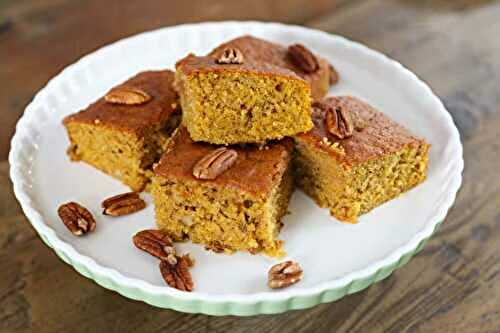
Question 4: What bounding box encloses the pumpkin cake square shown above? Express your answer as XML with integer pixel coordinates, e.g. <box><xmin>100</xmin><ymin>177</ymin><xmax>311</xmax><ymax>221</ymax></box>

<box><xmin>208</xmin><ymin>35</ymin><xmax>338</xmax><ymax>99</ymax></box>
<box><xmin>294</xmin><ymin>96</ymin><xmax>430</xmax><ymax>223</ymax></box>
<box><xmin>151</xmin><ymin>127</ymin><xmax>294</xmax><ymax>257</ymax></box>
<box><xmin>175</xmin><ymin>54</ymin><xmax>313</xmax><ymax>145</ymax></box>
<box><xmin>63</xmin><ymin>70</ymin><xmax>180</xmax><ymax>191</ymax></box>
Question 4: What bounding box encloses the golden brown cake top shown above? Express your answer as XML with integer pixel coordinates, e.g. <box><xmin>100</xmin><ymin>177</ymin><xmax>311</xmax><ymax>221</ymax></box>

<box><xmin>208</xmin><ymin>35</ymin><xmax>336</xmax><ymax>99</ymax></box>
<box><xmin>154</xmin><ymin>127</ymin><xmax>293</xmax><ymax>196</ymax></box>
<box><xmin>296</xmin><ymin>96</ymin><xmax>428</xmax><ymax>166</ymax></box>
<box><xmin>175</xmin><ymin>53</ymin><xmax>305</xmax><ymax>82</ymax></box>
<box><xmin>63</xmin><ymin>70</ymin><xmax>178</xmax><ymax>136</ymax></box>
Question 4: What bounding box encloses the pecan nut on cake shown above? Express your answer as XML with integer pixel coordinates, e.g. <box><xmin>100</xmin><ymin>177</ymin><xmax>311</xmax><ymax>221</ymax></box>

<box><xmin>294</xmin><ymin>96</ymin><xmax>430</xmax><ymax>223</ymax></box>
<box><xmin>151</xmin><ymin>127</ymin><xmax>294</xmax><ymax>257</ymax></box>
<box><xmin>63</xmin><ymin>70</ymin><xmax>180</xmax><ymax>191</ymax></box>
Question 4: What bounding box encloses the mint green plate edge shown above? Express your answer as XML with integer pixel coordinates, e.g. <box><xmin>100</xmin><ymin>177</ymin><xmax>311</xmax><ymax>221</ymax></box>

<box><xmin>36</xmin><ymin>220</ymin><xmax>441</xmax><ymax>316</ymax></box>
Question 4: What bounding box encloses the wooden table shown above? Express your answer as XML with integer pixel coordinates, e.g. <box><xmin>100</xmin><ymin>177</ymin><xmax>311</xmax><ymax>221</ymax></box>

<box><xmin>1</xmin><ymin>1</ymin><xmax>500</xmax><ymax>332</ymax></box>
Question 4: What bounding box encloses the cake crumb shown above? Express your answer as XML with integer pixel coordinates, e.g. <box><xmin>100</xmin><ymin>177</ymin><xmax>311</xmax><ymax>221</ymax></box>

<box><xmin>320</xmin><ymin>137</ymin><xmax>345</xmax><ymax>155</ymax></box>
<box><xmin>175</xmin><ymin>53</ymin><xmax>313</xmax><ymax>144</ymax></box>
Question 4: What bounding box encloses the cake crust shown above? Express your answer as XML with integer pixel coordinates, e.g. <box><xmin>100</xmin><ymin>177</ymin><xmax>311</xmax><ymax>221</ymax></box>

<box><xmin>296</xmin><ymin>96</ymin><xmax>428</xmax><ymax>166</ymax></box>
<box><xmin>209</xmin><ymin>35</ymin><xmax>336</xmax><ymax>99</ymax></box>
<box><xmin>154</xmin><ymin>127</ymin><xmax>294</xmax><ymax>196</ymax></box>
<box><xmin>63</xmin><ymin>70</ymin><xmax>179</xmax><ymax>136</ymax></box>
<box><xmin>175</xmin><ymin>54</ymin><xmax>305</xmax><ymax>82</ymax></box>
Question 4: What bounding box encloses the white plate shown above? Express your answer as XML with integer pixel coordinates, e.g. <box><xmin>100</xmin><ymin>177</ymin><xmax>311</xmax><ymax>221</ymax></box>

<box><xmin>9</xmin><ymin>21</ymin><xmax>463</xmax><ymax>315</ymax></box>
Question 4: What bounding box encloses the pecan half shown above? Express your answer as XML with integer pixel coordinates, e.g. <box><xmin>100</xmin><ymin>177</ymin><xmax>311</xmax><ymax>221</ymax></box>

<box><xmin>313</xmin><ymin>101</ymin><xmax>354</xmax><ymax>139</ymax></box>
<box><xmin>160</xmin><ymin>254</ymin><xmax>194</xmax><ymax>292</ymax></box>
<box><xmin>102</xmin><ymin>192</ymin><xmax>146</xmax><ymax>216</ymax></box>
<box><xmin>104</xmin><ymin>87</ymin><xmax>151</xmax><ymax>105</ymax></box>
<box><xmin>193</xmin><ymin>147</ymin><xmax>238</xmax><ymax>180</ymax></box>
<box><xmin>216</xmin><ymin>47</ymin><xmax>244</xmax><ymax>64</ymax></box>
<box><xmin>57</xmin><ymin>202</ymin><xmax>96</xmax><ymax>236</ymax></box>
<box><xmin>326</xmin><ymin>105</ymin><xmax>354</xmax><ymax>139</ymax></box>
<box><xmin>133</xmin><ymin>229</ymin><xmax>175</xmax><ymax>260</ymax></box>
<box><xmin>288</xmin><ymin>44</ymin><xmax>319</xmax><ymax>73</ymax></box>
<box><xmin>328</xmin><ymin>63</ymin><xmax>339</xmax><ymax>85</ymax></box>
<box><xmin>268</xmin><ymin>260</ymin><xmax>303</xmax><ymax>289</ymax></box>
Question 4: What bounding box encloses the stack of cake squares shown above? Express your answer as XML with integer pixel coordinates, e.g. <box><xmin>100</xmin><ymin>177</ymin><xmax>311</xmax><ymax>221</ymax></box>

<box><xmin>64</xmin><ymin>35</ymin><xmax>429</xmax><ymax>257</ymax></box>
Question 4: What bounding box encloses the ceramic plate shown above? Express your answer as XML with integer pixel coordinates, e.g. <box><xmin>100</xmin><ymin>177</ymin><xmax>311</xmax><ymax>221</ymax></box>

<box><xmin>9</xmin><ymin>21</ymin><xmax>463</xmax><ymax>315</ymax></box>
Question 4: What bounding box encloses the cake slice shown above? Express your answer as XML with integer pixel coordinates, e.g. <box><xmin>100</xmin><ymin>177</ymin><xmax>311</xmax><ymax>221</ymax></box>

<box><xmin>294</xmin><ymin>96</ymin><xmax>430</xmax><ymax>223</ymax></box>
<box><xmin>151</xmin><ymin>127</ymin><xmax>294</xmax><ymax>257</ymax></box>
<box><xmin>63</xmin><ymin>70</ymin><xmax>180</xmax><ymax>191</ymax></box>
<box><xmin>175</xmin><ymin>53</ymin><xmax>313</xmax><ymax>145</ymax></box>
<box><xmin>209</xmin><ymin>35</ymin><xmax>338</xmax><ymax>99</ymax></box>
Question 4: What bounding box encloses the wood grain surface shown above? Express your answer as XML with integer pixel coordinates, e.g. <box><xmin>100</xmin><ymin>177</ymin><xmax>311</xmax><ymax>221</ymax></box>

<box><xmin>1</xmin><ymin>0</ymin><xmax>500</xmax><ymax>332</ymax></box>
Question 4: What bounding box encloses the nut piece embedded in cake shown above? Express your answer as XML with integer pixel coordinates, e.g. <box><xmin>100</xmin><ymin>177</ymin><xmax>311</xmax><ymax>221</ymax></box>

<box><xmin>175</xmin><ymin>54</ymin><xmax>313</xmax><ymax>145</ymax></box>
<box><xmin>192</xmin><ymin>147</ymin><xmax>238</xmax><ymax>180</ymax></box>
<box><xmin>151</xmin><ymin>127</ymin><xmax>294</xmax><ymax>257</ymax></box>
<box><xmin>209</xmin><ymin>35</ymin><xmax>337</xmax><ymax>99</ymax></box>
<box><xmin>104</xmin><ymin>87</ymin><xmax>151</xmax><ymax>105</ymax></box>
<box><xmin>287</xmin><ymin>44</ymin><xmax>320</xmax><ymax>73</ymax></box>
<box><xmin>294</xmin><ymin>96</ymin><xmax>430</xmax><ymax>223</ymax></box>
<box><xmin>63</xmin><ymin>70</ymin><xmax>180</xmax><ymax>192</ymax></box>
<box><xmin>216</xmin><ymin>47</ymin><xmax>244</xmax><ymax>64</ymax></box>
<box><xmin>314</xmin><ymin>100</ymin><xmax>354</xmax><ymax>139</ymax></box>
